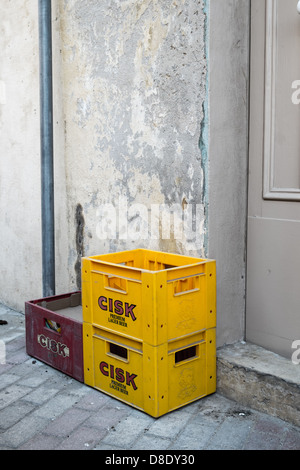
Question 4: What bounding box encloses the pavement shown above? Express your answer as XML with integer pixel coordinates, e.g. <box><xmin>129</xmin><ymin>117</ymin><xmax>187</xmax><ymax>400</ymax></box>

<box><xmin>0</xmin><ymin>303</ymin><xmax>299</xmax><ymax>452</ymax></box>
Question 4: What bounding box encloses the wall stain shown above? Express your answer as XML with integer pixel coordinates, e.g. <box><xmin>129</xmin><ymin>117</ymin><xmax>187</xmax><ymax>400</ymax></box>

<box><xmin>199</xmin><ymin>0</ymin><xmax>209</xmax><ymax>257</ymax></box>
<box><xmin>75</xmin><ymin>203</ymin><xmax>85</xmax><ymax>290</ymax></box>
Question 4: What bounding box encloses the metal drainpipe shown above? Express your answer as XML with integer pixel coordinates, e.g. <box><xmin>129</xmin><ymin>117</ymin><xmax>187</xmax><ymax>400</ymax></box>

<box><xmin>39</xmin><ymin>0</ymin><xmax>55</xmax><ymax>297</ymax></box>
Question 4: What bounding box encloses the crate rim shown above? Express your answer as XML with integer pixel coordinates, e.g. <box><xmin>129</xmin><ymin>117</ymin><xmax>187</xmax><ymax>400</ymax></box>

<box><xmin>25</xmin><ymin>291</ymin><xmax>82</xmax><ymax>324</ymax></box>
<box><xmin>82</xmin><ymin>248</ymin><xmax>215</xmax><ymax>274</ymax></box>
<box><xmin>26</xmin><ymin>291</ymin><xmax>81</xmax><ymax>305</ymax></box>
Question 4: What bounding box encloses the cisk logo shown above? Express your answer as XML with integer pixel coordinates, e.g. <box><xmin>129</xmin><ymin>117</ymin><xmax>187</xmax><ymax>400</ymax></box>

<box><xmin>37</xmin><ymin>334</ymin><xmax>70</xmax><ymax>358</ymax></box>
<box><xmin>99</xmin><ymin>361</ymin><xmax>138</xmax><ymax>390</ymax></box>
<box><xmin>98</xmin><ymin>296</ymin><xmax>137</xmax><ymax>321</ymax></box>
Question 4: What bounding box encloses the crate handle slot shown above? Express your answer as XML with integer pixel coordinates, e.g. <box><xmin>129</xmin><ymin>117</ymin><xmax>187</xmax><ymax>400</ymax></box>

<box><xmin>108</xmin><ymin>342</ymin><xmax>128</xmax><ymax>361</ymax></box>
<box><xmin>175</xmin><ymin>345</ymin><xmax>197</xmax><ymax>364</ymax></box>
<box><xmin>44</xmin><ymin>318</ymin><xmax>61</xmax><ymax>334</ymax></box>
<box><xmin>173</xmin><ymin>275</ymin><xmax>201</xmax><ymax>296</ymax></box>
<box><xmin>104</xmin><ymin>275</ymin><xmax>128</xmax><ymax>294</ymax></box>
<box><xmin>164</xmin><ymin>264</ymin><xmax>177</xmax><ymax>270</ymax></box>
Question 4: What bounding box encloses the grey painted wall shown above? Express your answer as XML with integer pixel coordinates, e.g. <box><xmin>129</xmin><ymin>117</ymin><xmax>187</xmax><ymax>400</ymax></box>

<box><xmin>208</xmin><ymin>0</ymin><xmax>250</xmax><ymax>346</ymax></box>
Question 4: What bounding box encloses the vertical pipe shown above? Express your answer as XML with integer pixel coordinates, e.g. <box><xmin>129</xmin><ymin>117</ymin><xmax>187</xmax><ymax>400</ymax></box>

<box><xmin>39</xmin><ymin>0</ymin><xmax>55</xmax><ymax>297</ymax></box>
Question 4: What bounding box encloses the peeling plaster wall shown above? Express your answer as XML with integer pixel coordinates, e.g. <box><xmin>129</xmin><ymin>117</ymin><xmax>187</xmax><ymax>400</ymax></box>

<box><xmin>58</xmin><ymin>0</ymin><xmax>208</xmax><ymax>290</ymax></box>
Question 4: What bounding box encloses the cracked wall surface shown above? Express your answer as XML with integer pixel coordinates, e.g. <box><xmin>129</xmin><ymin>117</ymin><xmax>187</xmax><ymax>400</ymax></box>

<box><xmin>58</xmin><ymin>0</ymin><xmax>208</xmax><ymax>289</ymax></box>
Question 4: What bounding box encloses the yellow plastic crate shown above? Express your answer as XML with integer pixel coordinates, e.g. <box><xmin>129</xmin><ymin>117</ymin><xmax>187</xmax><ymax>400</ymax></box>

<box><xmin>82</xmin><ymin>249</ymin><xmax>216</xmax><ymax>345</ymax></box>
<box><xmin>83</xmin><ymin>324</ymin><xmax>216</xmax><ymax>418</ymax></box>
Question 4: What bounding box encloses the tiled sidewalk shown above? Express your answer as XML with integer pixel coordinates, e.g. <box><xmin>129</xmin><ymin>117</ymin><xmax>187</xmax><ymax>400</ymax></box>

<box><xmin>0</xmin><ymin>304</ymin><xmax>299</xmax><ymax>451</ymax></box>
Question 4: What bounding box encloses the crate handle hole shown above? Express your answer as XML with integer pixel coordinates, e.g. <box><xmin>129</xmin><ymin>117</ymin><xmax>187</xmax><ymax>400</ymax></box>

<box><xmin>164</xmin><ymin>264</ymin><xmax>177</xmax><ymax>270</ymax></box>
<box><xmin>175</xmin><ymin>345</ymin><xmax>197</xmax><ymax>364</ymax></box>
<box><xmin>105</xmin><ymin>276</ymin><xmax>127</xmax><ymax>294</ymax></box>
<box><xmin>44</xmin><ymin>319</ymin><xmax>61</xmax><ymax>333</ymax></box>
<box><xmin>109</xmin><ymin>342</ymin><xmax>128</xmax><ymax>361</ymax></box>
<box><xmin>173</xmin><ymin>276</ymin><xmax>200</xmax><ymax>296</ymax></box>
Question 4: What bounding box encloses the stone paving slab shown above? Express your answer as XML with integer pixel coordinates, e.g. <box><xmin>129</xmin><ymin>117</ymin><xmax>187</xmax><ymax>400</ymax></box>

<box><xmin>0</xmin><ymin>305</ymin><xmax>299</xmax><ymax>451</ymax></box>
<box><xmin>217</xmin><ymin>342</ymin><xmax>300</xmax><ymax>426</ymax></box>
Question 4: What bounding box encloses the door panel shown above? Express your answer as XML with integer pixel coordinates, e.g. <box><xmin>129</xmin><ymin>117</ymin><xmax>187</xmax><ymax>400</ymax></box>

<box><xmin>246</xmin><ymin>0</ymin><xmax>300</xmax><ymax>358</ymax></box>
<box><xmin>263</xmin><ymin>0</ymin><xmax>300</xmax><ymax>200</ymax></box>
<box><xmin>247</xmin><ymin>217</ymin><xmax>300</xmax><ymax>356</ymax></box>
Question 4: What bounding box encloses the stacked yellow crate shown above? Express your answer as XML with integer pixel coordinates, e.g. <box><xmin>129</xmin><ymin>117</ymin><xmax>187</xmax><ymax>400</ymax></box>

<box><xmin>81</xmin><ymin>249</ymin><xmax>216</xmax><ymax>418</ymax></box>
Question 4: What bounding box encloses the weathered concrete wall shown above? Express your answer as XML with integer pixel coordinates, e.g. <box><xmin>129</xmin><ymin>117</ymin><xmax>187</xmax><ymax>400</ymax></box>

<box><xmin>58</xmin><ymin>0</ymin><xmax>209</xmax><ymax>291</ymax></box>
<box><xmin>0</xmin><ymin>1</ymin><xmax>42</xmax><ymax>310</ymax></box>
<box><xmin>0</xmin><ymin>1</ymin><xmax>70</xmax><ymax>311</ymax></box>
<box><xmin>0</xmin><ymin>0</ymin><xmax>250</xmax><ymax>351</ymax></box>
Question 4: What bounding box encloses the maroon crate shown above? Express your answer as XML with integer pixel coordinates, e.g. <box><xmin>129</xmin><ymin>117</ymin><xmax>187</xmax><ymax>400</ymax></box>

<box><xmin>25</xmin><ymin>291</ymin><xmax>84</xmax><ymax>382</ymax></box>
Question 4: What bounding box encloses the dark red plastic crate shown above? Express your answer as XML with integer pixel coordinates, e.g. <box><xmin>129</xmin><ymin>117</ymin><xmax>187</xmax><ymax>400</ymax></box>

<box><xmin>25</xmin><ymin>292</ymin><xmax>84</xmax><ymax>382</ymax></box>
